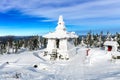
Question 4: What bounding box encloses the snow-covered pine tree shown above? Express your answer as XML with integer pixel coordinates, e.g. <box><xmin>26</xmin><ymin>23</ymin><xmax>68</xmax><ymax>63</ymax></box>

<box><xmin>14</xmin><ymin>41</ymin><xmax>19</xmax><ymax>53</ymax></box>
<box><xmin>106</xmin><ymin>32</ymin><xmax>113</xmax><ymax>41</ymax></box>
<box><xmin>116</xmin><ymin>33</ymin><xmax>120</xmax><ymax>49</ymax></box>
<box><xmin>81</xmin><ymin>37</ymin><xmax>85</xmax><ymax>46</ymax></box>
<box><xmin>86</xmin><ymin>31</ymin><xmax>92</xmax><ymax>48</ymax></box>
<box><xmin>97</xmin><ymin>31</ymin><xmax>104</xmax><ymax>47</ymax></box>
<box><xmin>6</xmin><ymin>41</ymin><xmax>10</xmax><ymax>54</ymax></box>
<box><xmin>0</xmin><ymin>43</ymin><xmax>3</xmax><ymax>54</ymax></box>
<box><xmin>32</xmin><ymin>36</ymin><xmax>39</xmax><ymax>50</ymax></box>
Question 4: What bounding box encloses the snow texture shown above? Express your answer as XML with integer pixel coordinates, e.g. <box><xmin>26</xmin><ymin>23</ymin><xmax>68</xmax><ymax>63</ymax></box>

<box><xmin>0</xmin><ymin>46</ymin><xmax>120</xmax><ymax>80</ymax></box>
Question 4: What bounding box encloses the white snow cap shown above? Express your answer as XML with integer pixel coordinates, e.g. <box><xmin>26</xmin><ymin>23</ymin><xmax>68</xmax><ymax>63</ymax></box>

<box><xmin>58</xmin><ymin>15</ymin><xmax>64</xmax><ymax>24</ymax></box>
<box><xmin>43</xmin><ymin>15</ymin><xmax>78</xmax><ymax>39</ymax></box>
<box><xmin>56</xmin><ymin>15</ymin><xmax>66</xmax><ymax>31</ymax></box>
<box><xmin>104</xmin><ymin>41</ymin><xmax>119</xmax><ymax>47</ymax></box>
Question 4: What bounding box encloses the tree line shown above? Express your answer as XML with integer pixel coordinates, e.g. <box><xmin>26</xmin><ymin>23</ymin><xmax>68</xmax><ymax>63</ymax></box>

<box><xmin>0</xmin><ymin>35</ymin><xmax>47</xmax><ymax>54</ymax></box>
<box><xmin>75</xmin><ymin>32</ymin><xmax>120</xmax><ymax>49</ymax></box>
<box><xmin>0</xmin><ymin>32</ymin><xmax>120</xmax><ymax>55</ymax></box>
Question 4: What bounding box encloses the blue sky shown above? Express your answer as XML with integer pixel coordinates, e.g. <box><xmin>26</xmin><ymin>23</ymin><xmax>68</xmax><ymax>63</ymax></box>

<box><xmin>0</xmin><ymin>0</ymin><xmax>120</xmax><ymax>36</ymax></box>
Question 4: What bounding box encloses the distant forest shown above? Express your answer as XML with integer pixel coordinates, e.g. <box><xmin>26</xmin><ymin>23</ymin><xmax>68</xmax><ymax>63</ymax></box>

<box><xmin>0</xmin><ymin>32</ymin><xmax>120</xmax><ymax>54</ymax></box>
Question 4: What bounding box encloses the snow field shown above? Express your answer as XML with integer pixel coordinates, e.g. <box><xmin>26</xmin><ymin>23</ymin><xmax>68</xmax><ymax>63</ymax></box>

<box><xmin>0</xmin><ymin>47</ymin><xmax>120</xmax><ymax>80</ymax></box>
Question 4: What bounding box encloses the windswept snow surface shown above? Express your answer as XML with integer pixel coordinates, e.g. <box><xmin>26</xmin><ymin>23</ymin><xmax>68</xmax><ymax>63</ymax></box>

<box><xmin>0</xmin><ymin>47</ymin><xmax>120</xmax><ymax>80</ymax></box>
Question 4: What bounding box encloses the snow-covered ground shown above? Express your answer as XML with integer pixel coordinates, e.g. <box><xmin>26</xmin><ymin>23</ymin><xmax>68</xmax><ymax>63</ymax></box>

<box><xmin>0</xmin><ymin>47</ymin><xmax>120</xmax><ymax>80</ymax></box>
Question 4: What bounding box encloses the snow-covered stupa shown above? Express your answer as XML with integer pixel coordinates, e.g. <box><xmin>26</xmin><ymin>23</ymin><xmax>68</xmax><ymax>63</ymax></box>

<box><xmin>43</xmin><ymin>15</ymin><xmax>78</xmax><ymax>60</ymax></box>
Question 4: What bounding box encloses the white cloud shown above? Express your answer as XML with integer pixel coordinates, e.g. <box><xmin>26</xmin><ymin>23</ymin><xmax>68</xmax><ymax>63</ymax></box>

<box><xmin>0</xmin><ymin>0</ymin><xmax>120</xmax><ymax>25</ymax></box>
